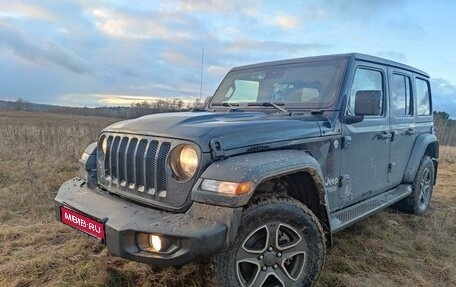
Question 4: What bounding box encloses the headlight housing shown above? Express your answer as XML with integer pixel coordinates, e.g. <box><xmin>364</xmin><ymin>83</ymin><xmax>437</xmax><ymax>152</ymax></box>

<box><xmin>97</xmin><ymin>135</ymin><xmax>108</xmax><ymax>161</ymax></box>
<box><xmin>80</xmin><ymin>142</ymin><xmax>98</xmax><ymax>187</ymax></box>
<box><xmin>169</xmin><ymin>145</ymin><xmax>199</xmax><ymax>181</ymax></box>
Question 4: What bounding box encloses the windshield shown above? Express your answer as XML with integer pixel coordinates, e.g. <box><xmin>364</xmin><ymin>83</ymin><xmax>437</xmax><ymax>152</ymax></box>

<box><xmin>211</xmin><ymin>59</ymin><xmax>346</xmax><ymax>109</ymax></box>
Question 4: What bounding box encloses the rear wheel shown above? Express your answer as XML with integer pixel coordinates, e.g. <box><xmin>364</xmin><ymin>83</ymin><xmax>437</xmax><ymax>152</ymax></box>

<box><xmin>396</xmin><ymin>156</ymin><xmax>435</xmax><ymax>214</ymax></box>
<box><xmin>214</xmin><ymin>196</ymin><xmax>325</xmax><ymax>287</ymax></box>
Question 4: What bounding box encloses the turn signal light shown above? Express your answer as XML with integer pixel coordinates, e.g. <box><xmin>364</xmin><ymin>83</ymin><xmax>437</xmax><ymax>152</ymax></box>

<box><xmin>201</xmin><ymin>179</ymin><xmax>254</xmax><ymax>195</ymax></box>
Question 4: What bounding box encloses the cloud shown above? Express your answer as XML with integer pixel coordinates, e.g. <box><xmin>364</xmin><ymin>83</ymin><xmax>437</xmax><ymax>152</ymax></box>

<box><xmin>177</xmin><ymin>0</ymin><xmax>232</xmax><ymax>12</ymax></box>
<box><xmin>207</xmin><ymin>65</ymin><xmax>229</xmax><ymax>78</ymax></box>
<box><xmin>59</xmin><ymin>93</ymin><xmax>162</xmax><ymax>106</ymax></box>
<box><xmin>273</xmin><ymin>14</ymin><xmax>299</xmax><ymax>30</ymax></box>
<box><xmin>90</xmin><ymin>8</ymin><xmax>197</xmax><ymax>42</ymax></box>
<box><xmin>1</xmin><ymin>0</ymin><xmax>452</xmax><ymax>115</ymax></box>
<box><xmin>0</xmin><ymin>2</ymin><xmax>55</xmax><ymax>21</ymax></box>
<box><xmin>222</xmin><ymin>39</ymin><xmax>328</xmax><ymax>57</ymax></box>
<box><xmin>326</xmin><ymin>0</ymin><xmax>405</xmax><ymax>19</ymax></box>
<box><xmin>0</xmin><ymin>22</ymin><xmax>92</xmax><ymax>74</ymax></box>
<box><xmin>432</xmin><ymin>78</ymin><xmax>455</xmax><ymax>93</ymax></box>
<box><xmin>161</xmin><ymin>51</ymin><xmax>197</xmax><ymax>67</ymax></box>
<box><xmin>431</xmin><ymin>78</ymin><xmax>456</xmax><ymax>117</ymax></box>
<box><xmin>57</xmin><ymin>93</ymin><xmax>195</xmax><ymax>107</ymax></box>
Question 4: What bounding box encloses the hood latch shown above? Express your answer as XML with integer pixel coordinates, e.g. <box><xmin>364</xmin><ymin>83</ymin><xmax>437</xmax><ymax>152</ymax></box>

<box><xmin>210</xmin><ymin>138</ymin><xmax>225</xmax><ymax>160</ymax></box>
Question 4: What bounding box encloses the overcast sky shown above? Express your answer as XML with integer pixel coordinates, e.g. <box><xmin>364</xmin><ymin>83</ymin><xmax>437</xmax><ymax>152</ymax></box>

<box><xmin>0</xmin><ymin>0</ymin><xmax>455</xmax><ymax>116</ymax></box>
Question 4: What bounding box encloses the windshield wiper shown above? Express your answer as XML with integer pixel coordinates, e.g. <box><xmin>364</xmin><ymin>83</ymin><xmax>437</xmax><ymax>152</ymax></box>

<box><xmin>247</xmin><ymin>102</ymin><xmax>289</xmax><ymax>114</ymax></box>
<box><xmin>210</xmin><ymin>102</ymin><xmax>242</xmax><ymax>111</ymax></box>
<box><xmin>211</xmin><ymin>102</ymin><xmax>239</xmax><ymax>107</ymax></box>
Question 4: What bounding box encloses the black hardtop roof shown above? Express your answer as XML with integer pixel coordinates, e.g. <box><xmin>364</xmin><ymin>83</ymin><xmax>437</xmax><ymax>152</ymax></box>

<box><xmin>231</xmin><ymin>53</ymin><xmax>429</xmax><ymax>78</ymax></box>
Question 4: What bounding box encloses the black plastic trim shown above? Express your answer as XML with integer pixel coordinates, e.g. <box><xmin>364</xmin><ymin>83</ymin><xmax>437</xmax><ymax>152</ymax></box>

<box><xmin>55</xmin><ymin>177</ymin><xmax>229</xmax><ymax>266</ymax></box>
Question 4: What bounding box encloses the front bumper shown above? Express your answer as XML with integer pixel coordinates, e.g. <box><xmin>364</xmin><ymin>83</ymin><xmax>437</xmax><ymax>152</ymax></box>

<box><xmin>55</xmin><ymin>178</ymin><xmax>232</xmax><ymax>266</ymax></box>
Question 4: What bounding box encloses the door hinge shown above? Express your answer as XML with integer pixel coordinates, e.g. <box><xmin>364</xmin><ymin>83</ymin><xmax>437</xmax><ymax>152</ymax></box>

<box><xmin>388</xmin><ymin>162</ymin><xmax>396</xmax><ymax>173</ymax></box>
<box><xmin>339</xmin><ymin>174</ymin><xmax>352</xmax><ymax>198</ymax></box>
<box><xmin>341</xmin><ymin>136</ymin><xmax>352</xmax><ymax>149</ymax></box>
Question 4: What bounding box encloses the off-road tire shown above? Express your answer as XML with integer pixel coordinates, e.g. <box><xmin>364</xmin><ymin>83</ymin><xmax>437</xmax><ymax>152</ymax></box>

<box><xmin>395</xmin><ymin>156</ymin><xmax>435</xmax><ymax>215</ymax></box>
<box><xmin>213</xmin><ymin>195</ymin><xmax>326</xmax><ymax>287</ymax></box>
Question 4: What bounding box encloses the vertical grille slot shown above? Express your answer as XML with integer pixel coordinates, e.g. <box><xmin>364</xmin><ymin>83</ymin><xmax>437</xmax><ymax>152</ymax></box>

<box><xmin>157</xmin><ymin>142</ymin><xmax>171</xmax><ymax>194</ymax></box>
<box><xmin>126</xmin><ymin>138</ymin><xmax>138</xmax><ymax>188</ymax></box>
<box><xmin>135</xmin><ymin>139</ymin><xmax>148</xmax><ymax>191</ymax></box>
<box><xmin>145</xmin><ymin>140</ymin><xmax>159</xmax><ymax>193</ymax></box>
<box><xmin>118</xmin><ymin>137</ymin><xmax>128</xmax><ymax>185</ymax></box>
<box><xmin>110</xmin><ymin>136</ymin><xmax>121</xmax><ymax>180</ymax></box>
<box><xmin>104</xmin><ymin>136</ymin><xmax>113</xmax><ymax>174</ymax></box>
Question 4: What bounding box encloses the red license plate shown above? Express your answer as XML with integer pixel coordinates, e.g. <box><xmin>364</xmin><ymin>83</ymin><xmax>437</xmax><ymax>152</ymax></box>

<box><xmin>60</xmin><ymin>206</ymin><xmax>105</xmax><ymax>239</ymax></box>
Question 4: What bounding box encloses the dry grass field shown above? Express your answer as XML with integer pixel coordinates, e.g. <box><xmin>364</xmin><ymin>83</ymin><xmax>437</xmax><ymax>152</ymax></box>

<box><xmin>0</xmin><ymin>111</ymin><xmax>455</xmax><ymax>287</ymax></box>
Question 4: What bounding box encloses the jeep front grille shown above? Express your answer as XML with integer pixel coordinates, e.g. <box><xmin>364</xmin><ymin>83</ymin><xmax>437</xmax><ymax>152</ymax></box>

<box><xmin>97</xmin><ymin>132</ymin><xmax>199</xmax><ymax>211</ymax></box>
<box><xmin>102</xmin><ymin>134</ymin><xmax>171</xmax><ymax>196</ymax></box>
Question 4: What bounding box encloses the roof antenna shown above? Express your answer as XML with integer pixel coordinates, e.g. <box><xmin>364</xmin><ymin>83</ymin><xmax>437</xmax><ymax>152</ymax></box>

<box><xmin>199</xmin><ymin>47</ymin><xmax>204</xmax><ymax>101</ymax></box>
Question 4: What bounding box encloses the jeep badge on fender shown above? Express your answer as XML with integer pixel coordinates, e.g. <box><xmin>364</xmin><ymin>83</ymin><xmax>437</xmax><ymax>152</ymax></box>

<box><xmin>55</xmin><ymin>53</ymin><xmax>438</xmax><ymax>287</ymax></box>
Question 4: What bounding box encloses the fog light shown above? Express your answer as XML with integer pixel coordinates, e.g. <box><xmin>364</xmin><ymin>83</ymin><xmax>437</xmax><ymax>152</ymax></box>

<box><xmin>137</xmin><ymin>233</ymin><xmax>179</xmax><ymax>254</ymax></box>
<box><xmin>149</xmin><ymin>235</ymin><xmax>162</xmax><ymax>251</ymax></box>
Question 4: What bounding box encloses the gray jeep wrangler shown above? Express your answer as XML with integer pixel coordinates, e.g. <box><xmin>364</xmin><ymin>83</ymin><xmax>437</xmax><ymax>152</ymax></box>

<box><xmin>55</xmin><ymin>53</ymin><xmax>439</xmax><ymax>287</ymax></box>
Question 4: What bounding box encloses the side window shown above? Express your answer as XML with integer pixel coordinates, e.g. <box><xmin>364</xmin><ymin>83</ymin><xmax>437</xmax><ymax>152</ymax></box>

<box><xmin>348</xmin><ymin>68</ymin><xmax>384</xmax><ymax>116</ymax></box>
<box><xmin>391</xmin><ymin>74</ymin><xmax>412</xmax><ymax>116</ymax></box>
<box><xmin>416</xmin><ymin>78</ymin><xmax>431</xmax><ymax>116</ymax></box>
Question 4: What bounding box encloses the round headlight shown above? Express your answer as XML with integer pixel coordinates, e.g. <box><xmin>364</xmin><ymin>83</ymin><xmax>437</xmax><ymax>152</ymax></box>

<box><xmin>170</xmin><ymin>145</ymin><xmax>199</xmax><ymax>181</ymax></box>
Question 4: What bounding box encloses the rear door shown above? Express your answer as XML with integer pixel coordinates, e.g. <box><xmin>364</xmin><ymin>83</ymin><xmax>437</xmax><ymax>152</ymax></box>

<box><xmin>388</xmin><ymin>69</ymin><xmax>416</xmax><ymax>185</ymax></box>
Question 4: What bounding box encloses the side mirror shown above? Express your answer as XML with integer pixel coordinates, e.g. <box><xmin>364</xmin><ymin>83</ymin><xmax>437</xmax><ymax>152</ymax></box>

<box><xmin>355</xmin><ymin>90</ymin><xmax>382</xmax><ymax>116</ymax></box>
<box><xmin>341</xmin><ymin>115</ymin><xmax>364</xmax><ymax>125</ymax></box>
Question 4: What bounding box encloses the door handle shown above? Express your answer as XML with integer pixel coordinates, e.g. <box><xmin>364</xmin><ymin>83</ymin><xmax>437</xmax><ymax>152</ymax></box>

<box><xmin>405</xmin><ymin>128</ymin><xmax>416</xmax><ymax>135</ymax></box>
<box><xmin>377</xmin><ymin>131</ymin><xmax>393</xmax><ymax>140</ymax></box>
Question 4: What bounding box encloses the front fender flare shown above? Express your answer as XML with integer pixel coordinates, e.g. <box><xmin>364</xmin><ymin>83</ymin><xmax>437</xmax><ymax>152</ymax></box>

<box><xmin>192</xmin><ymin>149</ymin><xmax>328</xmax><ymax>208</ymax></box>
<box><xmin>191</xmin><ymin>149</ymin><xmax>332</xmax><ymax>246</ymax></box>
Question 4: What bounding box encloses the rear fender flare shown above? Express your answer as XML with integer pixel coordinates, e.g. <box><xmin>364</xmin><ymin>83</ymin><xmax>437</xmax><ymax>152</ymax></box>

<box><xmin>403</xmin><ymin>134</ymin><xmax>439</xmax><ymax>183</ymax></box>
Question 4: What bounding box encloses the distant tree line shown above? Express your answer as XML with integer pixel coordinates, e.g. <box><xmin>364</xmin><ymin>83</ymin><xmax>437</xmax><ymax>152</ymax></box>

<box><xmin>0</xmin><ymin>98</ymin><xmax>203</xmax><ymax>119</ymax></box>
<box><xmin>434</xmin><ymin>111</ymin><xmax>456</xmax><ymax>146</ymax></box>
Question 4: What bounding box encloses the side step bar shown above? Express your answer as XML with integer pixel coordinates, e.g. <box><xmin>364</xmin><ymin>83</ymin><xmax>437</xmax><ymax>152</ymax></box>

<box><xmin>330</xmin><ymin>184</ymin><xmax>412</xmax><ymax>233</ymax></box>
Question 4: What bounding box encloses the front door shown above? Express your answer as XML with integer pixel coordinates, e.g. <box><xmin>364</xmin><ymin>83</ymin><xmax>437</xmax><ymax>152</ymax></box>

<box><xmin>339</xmin><ymin>64</ymin><xmax>393</xmax><ymax>204</ymax></box>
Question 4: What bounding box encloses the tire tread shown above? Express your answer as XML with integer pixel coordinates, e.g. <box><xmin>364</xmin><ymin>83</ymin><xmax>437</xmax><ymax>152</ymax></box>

<box><xmin>214</xmin><ymin>194</ymin><xmax>326</xmax><ymax>287</ymax></box>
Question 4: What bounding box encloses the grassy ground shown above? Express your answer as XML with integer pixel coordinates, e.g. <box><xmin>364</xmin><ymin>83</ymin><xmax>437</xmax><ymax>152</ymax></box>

<box><xmin>0</xmin><ymin>111</ymin><xmax>455</xmax><ymax>287</ymax></box>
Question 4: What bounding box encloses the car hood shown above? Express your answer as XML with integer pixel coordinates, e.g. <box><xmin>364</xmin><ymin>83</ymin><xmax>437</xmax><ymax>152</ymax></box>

<box><xmin>103</xmin><ymin>111</ymin><xmax>323</xmax><ymax>152</ymax></box>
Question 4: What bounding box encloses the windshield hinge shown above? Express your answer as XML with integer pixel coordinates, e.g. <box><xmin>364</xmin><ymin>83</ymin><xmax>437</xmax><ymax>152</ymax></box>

<box><xmin>210</xmin><ymin>138</ymin><xmax>225</xmax><ymax>160</ymax></box>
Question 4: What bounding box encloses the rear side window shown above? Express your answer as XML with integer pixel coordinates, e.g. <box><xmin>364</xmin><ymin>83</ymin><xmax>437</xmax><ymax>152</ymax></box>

<box><xmin>416</xmin><ymin>78</ymin><xmax>431</xmax><ymax>116</ymax></box>
<box><xmin>391</xmin><ymin>74</ymin><xmax>412</xmax><ymax>116</ymax></box>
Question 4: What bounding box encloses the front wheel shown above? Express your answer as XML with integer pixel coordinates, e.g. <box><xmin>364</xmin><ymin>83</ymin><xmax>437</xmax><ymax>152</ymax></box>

<box><xmin>214</xmin><ymin>196</ymin><xmax>326</xmax><ymax>287</ymax></box>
